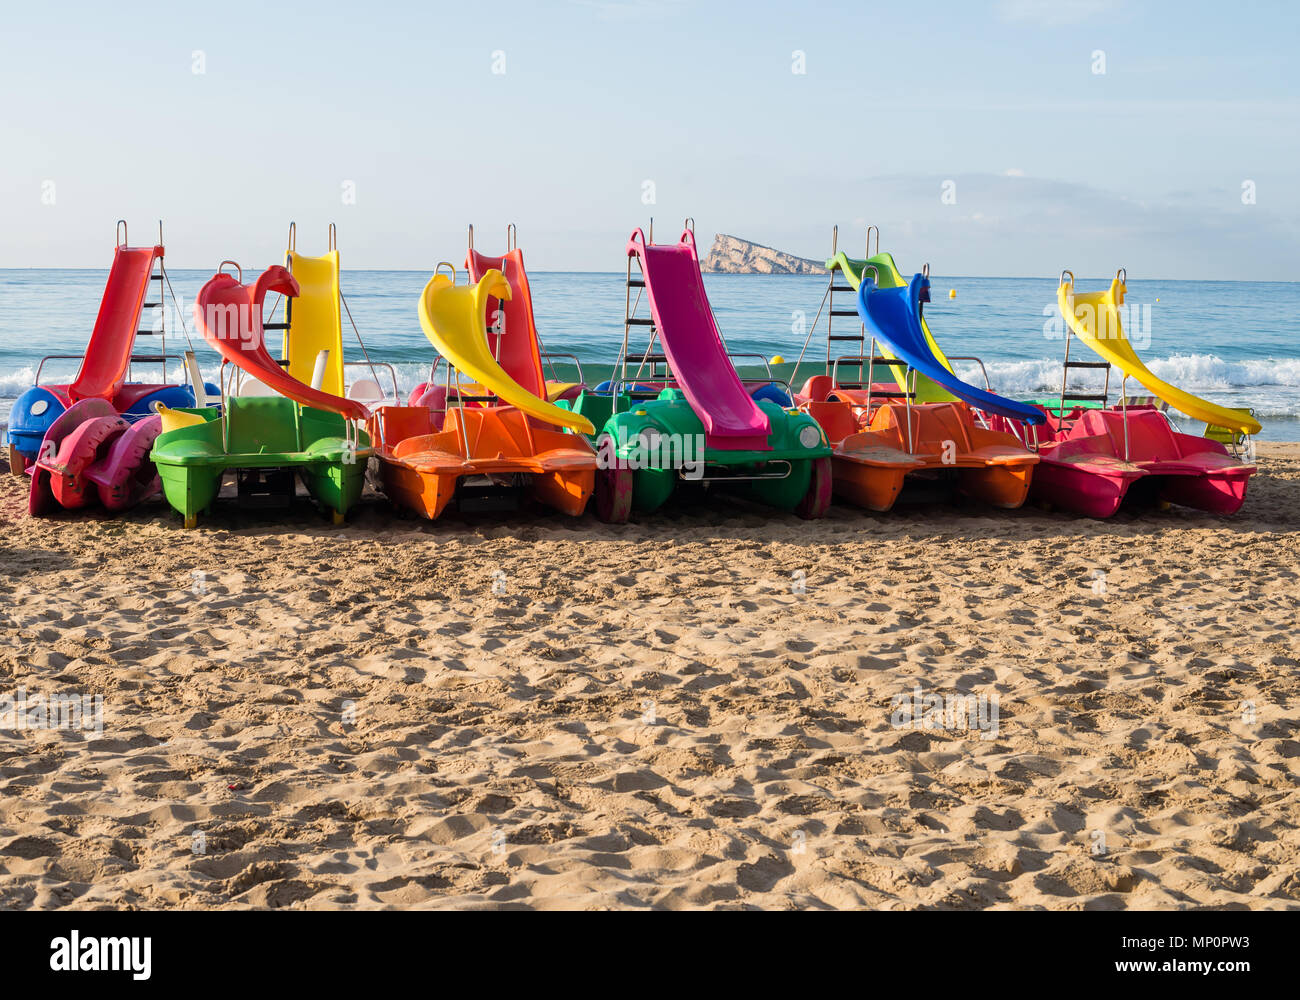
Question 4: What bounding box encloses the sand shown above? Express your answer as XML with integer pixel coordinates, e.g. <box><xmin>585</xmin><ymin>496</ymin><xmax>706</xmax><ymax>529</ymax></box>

<box><xmin>0</xmin><ymin>445</ymin><xmax>1297</xmax><ymax>910</ymax></box>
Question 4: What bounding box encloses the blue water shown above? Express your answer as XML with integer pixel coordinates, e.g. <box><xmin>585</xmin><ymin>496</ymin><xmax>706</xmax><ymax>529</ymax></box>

<box><xmin>3</xmin><ymin>269</ymin><xmax>1297</xmax><ymax>439</ymax></box>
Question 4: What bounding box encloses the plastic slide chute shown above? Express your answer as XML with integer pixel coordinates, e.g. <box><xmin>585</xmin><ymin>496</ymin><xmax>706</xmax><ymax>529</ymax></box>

<box><xmin>284</xmin><ymin>236</ymin><xmax>345</xmax><ymax>398</ymax></box>
<box><xmin>417</xmin><ymin>270</ymin><xmax>594</xmax><ymax>436</ymax></box>
<box><xmin>465</xmin><ymin>244</ymin><xmax>547</xmax><ymax>400</ymax></box>
<box><xmin>828</xmin><ymin>250</ymin><xmax>956</xmax><ymax>404</ymax></box>
<box><xmin>857</xmin><ymin>270</ymin><xmax>1046</xmax><ymax>427</ymax></box>
<box><xmin>1057</xmin><ymin>271</ymin><xmax>1262</xmax><ymax>436</ymax></box>
<box><xmin>70</xmin><ymin>242</ymin><xmax>164</xmax><ymax>403</ymax></box>
<box><xmin>629</xmin><ymin>227</ymin><xmax>770</xmax><ymax>451</ymax></box>
<box><xmin>197</xmin><ymin>265</ymin><xmax>369</xmax><ymax>423</ymax></box>
<box><xmin>465</xmin><ymin>232</ymin><xmax>583</xmax><ymax>403</ymax></box>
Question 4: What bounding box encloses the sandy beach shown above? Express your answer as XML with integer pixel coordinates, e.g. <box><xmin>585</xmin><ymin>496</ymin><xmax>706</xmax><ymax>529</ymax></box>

<box><xmin>0</xmin><ymin>445</ymin><xmax>1297</xmax><ymax>910</ymax></box>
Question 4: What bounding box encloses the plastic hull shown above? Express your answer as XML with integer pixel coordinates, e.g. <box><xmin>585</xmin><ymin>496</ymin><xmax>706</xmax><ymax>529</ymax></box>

<box><xmin>375</xmin><ymin>405</ymin><xmax>596</xmax><ymax>521</ymax></box>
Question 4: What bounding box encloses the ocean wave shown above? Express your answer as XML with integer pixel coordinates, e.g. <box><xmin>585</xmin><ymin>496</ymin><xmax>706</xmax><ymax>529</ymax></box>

<box><xmin>955</xmin><ymin>354</ymin><xmax>1300</xmax><ymax>397</ymax></box>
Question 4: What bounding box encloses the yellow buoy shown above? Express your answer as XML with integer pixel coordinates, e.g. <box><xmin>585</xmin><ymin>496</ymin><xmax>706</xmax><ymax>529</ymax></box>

<box><xmin>771</xmin><ymin>354</ymin><xmax>785</xmax><ymax>365</ymax></box>
<box><xmin>948</xmin><ymin>289</ymin><xmax>956</xmax><ymax>299</ymax></box>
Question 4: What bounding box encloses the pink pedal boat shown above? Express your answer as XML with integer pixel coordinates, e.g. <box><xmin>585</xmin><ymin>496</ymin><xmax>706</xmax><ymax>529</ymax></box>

<box><xmin>28</xmin><ymin>398</ymin><xmax>163</xmax><ymax>515</ymax></box>
<box><xmin>1031</xmin><ymin>406</ymin><xmax>1254</xmax><ymax>516</ymax></box>
<box><xmin>1018</xmin><ymin>269</ymin><xmax>1259</xmax><ymax>517</ymax></box>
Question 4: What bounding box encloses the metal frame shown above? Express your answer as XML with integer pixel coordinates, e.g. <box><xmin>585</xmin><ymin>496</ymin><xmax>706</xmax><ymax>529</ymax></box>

<box><xmin>1056</xmin><ymin>268</ymin><xmax>1119</xmax><ymax>440</ymax></box>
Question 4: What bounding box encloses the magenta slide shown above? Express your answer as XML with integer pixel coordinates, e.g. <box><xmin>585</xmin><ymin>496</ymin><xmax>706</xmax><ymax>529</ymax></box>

<box><xmin>70</xmin><ymin>243</ymin><xmax>163</xmax><ymax>402</ymax></box>
<box><xmin>627</xmin><ymin>228</ymin><xmax>770</xmax><ymax>451</ymax></box>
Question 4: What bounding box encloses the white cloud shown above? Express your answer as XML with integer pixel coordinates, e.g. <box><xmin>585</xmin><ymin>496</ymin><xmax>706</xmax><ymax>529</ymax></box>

<box><xmin>1004</xmin><ymin>168</ymin><xmax>1027</xmax><ymax>177</ymax></box>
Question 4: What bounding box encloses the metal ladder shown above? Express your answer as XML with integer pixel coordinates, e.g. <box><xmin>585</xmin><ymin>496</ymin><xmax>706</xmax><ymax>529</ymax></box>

<box><xmin>1057</xmin><ymin>333</ymin><xmax>1112</xmax><ymax>433</ymax></box>
<box><xmin>825</xmin><ymin>224</ymin><xmax>871</xmax><ymax>367</ymax></box>
<box><xmin>618</xmin><ymin>220</ymin><xmax>671</xmax><ymax>400</ymax></box>
<box><xmin>123</xmin><ymin>220</ymin><xmax>171</xmax><ymax>385</ymax></box>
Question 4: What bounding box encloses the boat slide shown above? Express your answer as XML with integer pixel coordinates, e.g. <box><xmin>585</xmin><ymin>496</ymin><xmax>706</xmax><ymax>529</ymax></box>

<box><xmin>1057</xmin><ymin>270</ymin><xmax>1262</xmax><ymax>436</ymax></box>
<box><xmin>630</xmin><ymin>227</ymin><xmax>772</xmax><ymax>452</ymax></box>
<box><xmin>373</xmin><ymin>267</ymin><xmax>597</xmax><ymax>521</ymax></box>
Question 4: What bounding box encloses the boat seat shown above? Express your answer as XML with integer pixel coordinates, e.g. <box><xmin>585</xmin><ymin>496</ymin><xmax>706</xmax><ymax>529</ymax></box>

<box><xmin>225</xmin><ymin>396</ymin><xmax>300</xmax><ymax>454</ymax></box>
<box><xmin>348</xmin><ymin>377</ymin><xmax>386</xmax><ymax>409</ymax></box>
<box><xmin>804</xmin><ymin>400</ymin><xmax>861</xmax><ymax>446</ymax></box>
<box><xmin>237</xmin><ymin>374</ymin><xmax>277</xmax><ymax>397</ymax></box>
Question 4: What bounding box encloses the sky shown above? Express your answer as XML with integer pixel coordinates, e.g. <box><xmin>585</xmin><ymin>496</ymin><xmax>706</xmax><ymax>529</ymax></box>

<box><xmin>0</xmin><ymin>0</ymin><xmax>1297</xmax><ymax>278</ymax></box>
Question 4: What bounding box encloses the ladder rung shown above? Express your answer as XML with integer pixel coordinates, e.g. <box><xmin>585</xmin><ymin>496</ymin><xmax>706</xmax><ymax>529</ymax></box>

<box><xmin>640</xmin><ymin>354</ymin><xmax>669</xmax><ymax>364</ymax></box>
<box><xmin>869</xmin><ymin>390</ymin><xmax>916</xmax><ymax>399</ymax></box>
<box><xmin>150</xmin><ymin>274</ymin><xmax>164</xmax><ymax>281</ymax></box>
<box><xmin>830</xmin><ymin>310</ymin><xmax>860</xmax><ymax>317</ymax></box>
<box><xmin>626</xmin><ymin>318</ymin><xmax>654</xmax><ymax>326</ymax></box>
<box><xmin>135</xmin><ymin>330</ymin><xmax>157</xmax><ymax>336</ymax></box>
<box><xmin>1061</xmin><ymin>394</ymin><xmax>1110</xmax><ymax>401</ymax></box>
<box><xmin>142</xmin><ymin>302</ymin><xmax>161</xmax><ymax>308</ymax></box>
<box><xmin>627</xmin><ymin>279</ymin><xmax>646</xmax><ymax>288</ymax></box>
<box><xmin>866</xmin><ymin>357</ymin><xmax>909</xmax><ymax>367</ymax></box>
<box><xmin>129</xmin><ymin>354</ymin><xmax>167</xmax><ymax>363</ymax></box>
<box><xmin>1063</xmin><ymin>361</ymin><xmax>1110</xmax><ymax>369</ymax></box>
<box><xmin>828</xmin><ymin>335</ymin><xmax>864</xmax><ymax>342</ymax></box>
<box><xmin>830</xmin><ymin>285</ymin><xmax>855</xmax><ymax>293</ymax></box>
<box><xmin>262</xmin><ymin>322</ymin><xmax>289</xmax><ymax>331</ymax></box>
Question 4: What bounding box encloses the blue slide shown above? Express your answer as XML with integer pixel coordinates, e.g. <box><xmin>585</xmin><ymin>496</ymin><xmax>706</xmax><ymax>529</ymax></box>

<box><xmin>855</xmin><ymin>272</ymin><xmax>1046</xmax><ymax>426</ymax></box>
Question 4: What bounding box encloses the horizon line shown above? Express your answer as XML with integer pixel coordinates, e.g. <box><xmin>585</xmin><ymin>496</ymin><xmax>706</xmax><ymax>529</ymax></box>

<box><xmin>0</xmin><ymin>267</ymin><xmax>1295</xmax><ymax>285</ymax></box>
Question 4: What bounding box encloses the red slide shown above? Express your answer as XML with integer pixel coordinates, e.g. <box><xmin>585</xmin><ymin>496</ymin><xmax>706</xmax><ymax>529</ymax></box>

<box><xmin>465</xmin><ymin>246</ymin><xmax>547</xmax><ymax>400</ymax></box>
<box><xmin>69</xmin><ymin>242</ymin><xmax>164</xmax><ymax>402</ymax></box>
<box><xmin>195</xmin><ymin>265</ymin><xmax>369</xmax><ymax>422</ymax></box>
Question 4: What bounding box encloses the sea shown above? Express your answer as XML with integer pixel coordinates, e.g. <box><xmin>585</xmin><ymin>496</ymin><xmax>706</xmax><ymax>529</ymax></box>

<box><xmin>2</xmin><ymin>269</ymin><xmax>1297</xmax><ymax>440</ymax></box>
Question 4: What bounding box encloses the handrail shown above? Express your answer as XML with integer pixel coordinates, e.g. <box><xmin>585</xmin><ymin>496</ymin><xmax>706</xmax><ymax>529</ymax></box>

<box><xmin>538</xmin><ymin>351</ymin><xmax>585</xmax><ymax>387</ymax></box>
<box><xmin>725</xmin><ymin>352</ymin><xmax>774</xmax><ymax>380</ymax></box>
<box><xmin>34</xmin><ymin>352</ymin><xmax>190</xmax><ymax>386</ymax></box>
<box><xmin>116</xmin><ymin>219</ymin><xmax>128</xmax><ymax>248</ymax></box>
<box><xmin>946</xmin><ymin>355</ymin><xmax>991</xmax><ymax>391</ymax></box>
<box><xmin>341</xmin><ymin>359</ymin><xmax>401</xmax><ymax>405</ymax></box>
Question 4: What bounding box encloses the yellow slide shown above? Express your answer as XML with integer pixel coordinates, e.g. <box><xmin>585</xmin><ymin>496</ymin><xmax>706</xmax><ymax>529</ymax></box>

<box><xmin>1058</xmin><ymin>271</ymin><xmax>1261</xmax><ymax>436</ymax></box>
<box><xmin>284</xmin><ymin>247</ymin><xmax>345</xmax><ymax>398</ymax></box>
<box><xmin>419</xmin><ymin>270</ymin><xmax>595</xmax><ymax>436</ymax></box>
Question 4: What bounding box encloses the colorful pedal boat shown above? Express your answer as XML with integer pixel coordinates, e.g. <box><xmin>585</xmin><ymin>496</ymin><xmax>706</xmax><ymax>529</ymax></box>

<box><xmin>1031</xmin><ymin>406</ymin><xmax>1254</xmax><ymax>516</ymax></box>
<box><xmin>374</xmin><ymin>267</ymin><xmax>597</xmax><ymax>521</ymax></box>
<box><xmin>27</xmin><ymin>397</ymin><xmax>164</xmax><ymax>515</ymax></box>
<box><xmin>799</xmin><ymin>376</ymin><xmax>1039</xmax><ymax>509</ymax></box>
<box><xmin>374</xmin><ymin>405</ymin><xmax>595</xmax><ymax>520</ymax></box>
<box><xmin>150</xmin><ymin>264</ymin><xmax>372</xmax><ymax>527</ymax></box>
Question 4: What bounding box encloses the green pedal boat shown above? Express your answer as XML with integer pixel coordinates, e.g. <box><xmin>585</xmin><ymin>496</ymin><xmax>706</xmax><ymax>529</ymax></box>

<box><xmin>151</xmin><ymin>262</ymin><xmax>372</xmax><ymax>528</ymax></box>
<box><xmin>564</xmin><ymin>224</ymin><xmax>831</xmax><ymax>522</ymax></box>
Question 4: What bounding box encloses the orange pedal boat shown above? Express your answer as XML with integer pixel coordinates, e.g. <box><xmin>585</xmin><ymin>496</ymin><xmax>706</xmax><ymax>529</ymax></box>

<box><xmin>793</xmin><ymin>229</ymin><xmax>1043</xmax><ymax>511</ymax></box>
<box><xmin>373</xmin><ymin>264</ymin><xmax>597</xmax><ymax>520</ymax></box>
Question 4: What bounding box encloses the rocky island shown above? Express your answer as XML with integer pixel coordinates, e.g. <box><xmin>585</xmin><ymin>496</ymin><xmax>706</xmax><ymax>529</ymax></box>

<box><xmin>699</xmin><ymin>234</ymin><xmax>823</xmax><ymax>275</ymax></box>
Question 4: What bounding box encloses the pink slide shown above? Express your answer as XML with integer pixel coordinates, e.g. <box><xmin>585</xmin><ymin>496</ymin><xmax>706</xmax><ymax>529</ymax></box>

<box><xmin>628</xmin><ymin>228</ymin><xmax>770</xmax><ymax>451</ymax></box>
